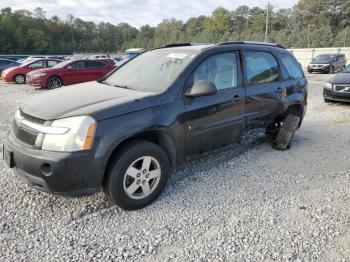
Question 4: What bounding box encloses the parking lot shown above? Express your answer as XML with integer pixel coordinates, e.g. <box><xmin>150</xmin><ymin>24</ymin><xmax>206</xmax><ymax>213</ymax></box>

<box><xmin>0</xmin><ymin>73</ymin><xmax>349</xmax><ymax>261</ymax></box>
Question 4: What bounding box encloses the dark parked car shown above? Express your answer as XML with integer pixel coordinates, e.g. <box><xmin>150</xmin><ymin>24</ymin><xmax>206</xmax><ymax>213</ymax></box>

<box><xmin>307</xmin><ymin>53</ymin><xmax>346</xmax><ymax>74</ymax></box>
<box><xmin>26</xmin><ymin>59</ymin><xmax>116</xmax><ymax>89</ymax></box>
<box><xmin>3</xmin><ymin>42</ymin><xmax>308</xmax><ymax>210</ymax></box>
<box><xmin>1</xmin><ymin>59</ymin><xmax>63</xmax><ymax>84</ymax></box>
<box><xmin>0</xmin><ymin>59</ymin><xmax>20</xmax><ymax>74</ymax></box>
<box><xmin>324</xmin><ymin>64</ymin><xmax>350</xmax><ymax>102</ymax></box>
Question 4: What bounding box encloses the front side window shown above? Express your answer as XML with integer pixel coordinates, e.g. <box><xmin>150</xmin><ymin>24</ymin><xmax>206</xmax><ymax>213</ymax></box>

<box><xmin>29</xmin><ymin>60</ymin><xmax>45</xmax><ymax>68</ymax></box>
<box><xmin>244</xmin><ymin>51</ymin><xmax>279</xmax><ymax>85</ymax></box>
<box><xmin>280</xmin><ymin>54</ymin><xmax>303</xmax><ymax>80</ymax></box>
<box><xmin>72</xmin><ymin>61</ymin><xmax>85</xmax><ymax>69</ymax></box>
<box><xmin>104</xmin><ymin>50</ymin><xmax>198</xmax><ymax>92</ymax></box>
<box><xmin>191</xmin><ymin>53</ymin><xmax>238</xmax><ymax>91</ymax></box>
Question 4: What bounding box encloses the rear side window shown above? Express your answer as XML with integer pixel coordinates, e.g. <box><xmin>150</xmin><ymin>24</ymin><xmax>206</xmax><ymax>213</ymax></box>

<box><xmin>192</xmin><ymin>53</ymin><xmax>238</xmax><ymax>90</ymax></box>
<box><xmin>86</xmin><ymin>60</ymin><xmax>106</xmax><ymax>68</ymax></box>
<box><xmin>280</xmin><ymin>54</ymin><xmax>304</xmax><ymax>80</ymax></box>
<box><xmin>243</xmin><ymin>52</ymin><xmax>279</xmax><ymax>85</ymax></box>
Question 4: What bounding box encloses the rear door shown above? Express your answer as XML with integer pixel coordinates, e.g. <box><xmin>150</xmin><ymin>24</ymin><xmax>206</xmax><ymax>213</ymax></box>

<box><xmin>185</xmin><ymin>52</ymin><xmax>245</xmax><ymax>155</ymax></box>
<box><xmin>85</xmin><ymin>60</ymin><xmax>108</xmax><ymax>81</ymax></box>
<box><xmin>242</xmin><ymin>50</ymin><xmax>285</xmax><ymax>129</ymax></box>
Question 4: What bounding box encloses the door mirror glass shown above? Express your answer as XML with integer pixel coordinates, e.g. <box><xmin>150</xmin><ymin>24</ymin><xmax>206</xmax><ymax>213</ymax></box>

<box><xmin>186</xmin><ymin>81</ymin><xmax>217</xmax><ymax>97</ymax></box>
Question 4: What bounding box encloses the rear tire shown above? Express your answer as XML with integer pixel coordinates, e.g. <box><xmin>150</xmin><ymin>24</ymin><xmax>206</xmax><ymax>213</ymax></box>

<box><xmin>14</xmin><ymin>74</ymin><xmax>25</xmax><ymax>84</ymax></box>
<box><xmin>103</xmin><ymin>140</ymin><xmax>170</xmax><ymax>210</ymax></box>
<box><xmin>272</xmin><ymin>114</ymin><xmax>300</xmax><ymax>151</ymax></box>
<box><xmin>324</xmin><ymin>98</ymin><xmax>331</xmax><ymax>103</ymax></box>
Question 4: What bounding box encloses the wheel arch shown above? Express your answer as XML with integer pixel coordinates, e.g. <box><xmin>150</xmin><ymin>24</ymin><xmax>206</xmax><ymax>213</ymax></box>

<box><xmin>13</xmin><ymin>73</ymin><xmax>25</xmax><ymax>82</ymax></box>
<box><xmin>102</xmin><ymin>128</ymin><xmax>177</xmax><ymax>183</ymax></box>
<box><xmin>47</xmin><ymin>75</ymin><xmax>64</xmax><ymax>86</ymax></box>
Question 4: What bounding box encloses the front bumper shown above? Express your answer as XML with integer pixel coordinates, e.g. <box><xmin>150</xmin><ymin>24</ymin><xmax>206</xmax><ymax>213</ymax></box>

<box><xmin>3</xmin><ymin>133</ymin><xmax>104</xmax><ymax>197</ymax></box>
<box><xmin>307</xmin><ymin>65</ymin><xmax>330</xmax><ymax>73</ymax></box>
<box><xmin>323</xmin><ymin>88</ymin><xmax>350</xmax><ymax>102</ymax></box>
<box><xmin>26</xmin><ymin>76</ymin><xmax>44</xmax><ymax>87</ymax></box>
<box><xmin>1</xmin><ymin>74</ymin><xmax>12</xmax><ymax>82</ymax></box>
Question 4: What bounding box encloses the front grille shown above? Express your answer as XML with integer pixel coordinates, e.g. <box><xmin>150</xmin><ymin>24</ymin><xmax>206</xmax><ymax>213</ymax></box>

<box><xmin>12</xmin><ymin>111</ymin><xmax>45</xmax><ymax>146</ymax></box>
<box><xmin>334</xmin><ymin>85</ymin><xmax>350</xmax><ymax>92</ymax></box>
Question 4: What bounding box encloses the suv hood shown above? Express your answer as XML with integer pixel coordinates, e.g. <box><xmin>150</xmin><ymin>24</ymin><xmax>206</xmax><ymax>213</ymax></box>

<box><xmin>21</xmin><ymin>81</ymin><xmax>162</xmax><ymax>121</ymax></box>
<box><xmin>328</xmin><ymin>73</ymin><xmax>350</xmax><ymax>84</ymax></box>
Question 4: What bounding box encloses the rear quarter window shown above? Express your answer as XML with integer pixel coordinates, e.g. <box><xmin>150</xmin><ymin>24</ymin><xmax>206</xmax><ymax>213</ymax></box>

<box><xmin>279</xmin><ymin>54</ymin><xmax>304</xmax><ymax>80</ymax></box>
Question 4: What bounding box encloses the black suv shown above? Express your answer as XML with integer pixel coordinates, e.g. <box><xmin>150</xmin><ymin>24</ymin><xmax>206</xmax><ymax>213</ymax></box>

<box><xmin>307</xmin><ymin>53</ymin><xmax>346</xmax><ymax>74</ymax></box>
<box><xmin>3</xmin><ymin>42</ymin><xmax>308</xmax><ymax>210</ymax></box>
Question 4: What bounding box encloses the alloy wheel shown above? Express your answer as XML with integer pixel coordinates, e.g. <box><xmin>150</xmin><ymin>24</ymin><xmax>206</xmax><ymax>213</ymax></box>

<box><xmin>15</xmin><ymin>75</ymin><xmax>25</xmax><ymax>84</ymax></box>
<box><xmin>48</xmin><ymin>77</ymin><xmax>62</xmax><ymax>89</ymax></box>
<box><xmin>123</xmin><ymin>156</ymin><xmax>161</xmax><ymax>200</ymax></box>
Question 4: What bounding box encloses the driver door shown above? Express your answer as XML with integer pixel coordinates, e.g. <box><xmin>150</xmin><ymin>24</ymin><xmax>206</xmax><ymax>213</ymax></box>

<box><xmin>184</xmin><ymin>52</ymin><xmax>245</xmax><ymax>156</ymax></box>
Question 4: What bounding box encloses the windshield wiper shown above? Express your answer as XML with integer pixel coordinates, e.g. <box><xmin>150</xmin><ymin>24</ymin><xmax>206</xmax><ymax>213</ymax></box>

<box><xmin>100</xmin><ymin>81</ymin><xmax>128</xmax><ymax>89</ymax></box>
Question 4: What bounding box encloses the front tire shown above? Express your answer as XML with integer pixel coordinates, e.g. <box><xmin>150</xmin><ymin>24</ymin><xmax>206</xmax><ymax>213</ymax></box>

<box><xmin>14</xmin><ymin>74</ymin><xmax>25</xmax><ymax>84</ymax></box>
<box><xmin>104</xmin><ymin>140</ymin><xmax>170</xmax><ymax>210</ymax></box>
<box><xmin>47</xmin><ymin>76</ymin><xmax>63</xmax><ymax>89</ymax></box>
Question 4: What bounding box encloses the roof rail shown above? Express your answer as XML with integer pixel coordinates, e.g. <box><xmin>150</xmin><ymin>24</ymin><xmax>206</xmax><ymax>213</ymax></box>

<box><xmin>163</xmin><ymin>43</ymin><xmax>193</xmax><ymax>48</ymax></box>
<box><xmin>218</xmin><ymin>41</ymin><xmax>285</xmax><ymax>49</ymax></box>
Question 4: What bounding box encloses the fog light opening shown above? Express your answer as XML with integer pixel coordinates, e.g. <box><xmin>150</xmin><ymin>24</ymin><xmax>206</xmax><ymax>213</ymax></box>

<box><xmin>41</xmin><ymin>163</ymin><xmax>52</xmax><ymax>177</ymax></box>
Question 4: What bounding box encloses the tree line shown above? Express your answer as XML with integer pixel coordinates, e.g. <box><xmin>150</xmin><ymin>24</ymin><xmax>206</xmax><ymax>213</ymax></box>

<box><xmin>0</xmin><ymin>0</ymin><xmax>350</xmax><ymax>54</ymax></box>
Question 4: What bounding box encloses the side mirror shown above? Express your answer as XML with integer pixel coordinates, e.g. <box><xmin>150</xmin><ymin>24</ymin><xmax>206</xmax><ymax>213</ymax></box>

<box><xmin>66</xmin><ymin>65</ymin><xmax>73</xmax><ymax>70</ymax></box>
<box><xmin>186</xmin><ymin>81</ymin><xmax>217</xmax><ymax>98</ymax></box>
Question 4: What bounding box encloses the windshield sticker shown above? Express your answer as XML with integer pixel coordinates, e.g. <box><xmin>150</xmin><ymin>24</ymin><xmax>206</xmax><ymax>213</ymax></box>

<box><xmin>167</xmin><ymin>53</ymin><xmax>188</xmax><ymax>59</ymax></box>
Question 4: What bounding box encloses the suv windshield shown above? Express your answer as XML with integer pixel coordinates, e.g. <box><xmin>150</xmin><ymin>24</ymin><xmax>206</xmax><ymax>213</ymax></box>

<box><xmin>104</xmin><ymin>49</ymin><xmax>198</xmax><ymax>92</ymax></box>
<box><xmin>343</xmin><ymin>65</ymin><xmax>350</xmax><ymax>73</ymax></box>
<box><xmin>313</xmin><ymin>55</ymin><xmax>331</xmax><ymax>62</ymax></box>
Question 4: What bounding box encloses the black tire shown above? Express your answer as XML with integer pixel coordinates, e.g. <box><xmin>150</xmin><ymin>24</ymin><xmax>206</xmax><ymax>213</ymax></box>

<box><xmin>103</xmin><ymin>140</ymin><xmax>170</xmax><ymax>210</ymax></box>
<box><xmin>329</xmin><ymin>66</ymin><xmax>335</xmax><ymax>74</ymax></box>
<box><xmin>14</xmin><ymin>74</ymin><xmax>26</xmax><ymax>84</ymax></box>
<box><xmin>47</xmin><ymin>76</ymin><xmax>63</xmax><ymax>89</ymax></box>
<box><xmin>324</xmin><ymin>98</ymin><xmax>331</xmax><ymax>103</ymax></box>
<box><xmin>272</xmin><ymin>114</ymin><xmax>300</xmax><ymax>151</ymax></box>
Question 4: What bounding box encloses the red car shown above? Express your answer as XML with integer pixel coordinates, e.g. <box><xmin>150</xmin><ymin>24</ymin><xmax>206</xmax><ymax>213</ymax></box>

<box><xmin>1</xmin><ymin>58</ymin><xmax>63</xmax><ymax>84</ymax></box>
<box><xmin>26</xmin><ymin>59</ymin><xmax>116</xmax><ymax>89</ymax></box>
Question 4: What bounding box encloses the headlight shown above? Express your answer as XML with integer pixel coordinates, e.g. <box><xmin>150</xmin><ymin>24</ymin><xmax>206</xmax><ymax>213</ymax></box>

<box><xmin>324</xmin><ymin>82</ymin><xmax>333</xmax><ymax>90</ymax></box>
<box><xmin>42</xmin><ymin>115</ymin><xmax>96</xmax><ymax>152</ymax></box>
<box><xmin>31</xmin><ymin>73</ymin><xmax>47</xmax><ymax>78</ymax></box>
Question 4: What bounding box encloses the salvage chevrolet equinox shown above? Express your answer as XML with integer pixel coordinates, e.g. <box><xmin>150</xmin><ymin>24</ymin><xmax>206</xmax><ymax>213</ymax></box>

<box><xmin>3</xmin><ymin>42</ymin><xmax>308</xmax><ymax>210</ymax></box>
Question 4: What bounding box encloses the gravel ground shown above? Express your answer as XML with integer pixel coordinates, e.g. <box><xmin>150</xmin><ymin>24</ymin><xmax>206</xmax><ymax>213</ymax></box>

<box><xmin>0</xmin><ymin>74</ymin><xmax>349</xmax><ymax>261</ymax></box>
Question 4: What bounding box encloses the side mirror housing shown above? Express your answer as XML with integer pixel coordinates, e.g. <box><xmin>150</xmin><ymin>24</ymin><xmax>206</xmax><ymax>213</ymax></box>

<box><xmin>186</xmin><ymin>81</ymin><xmax>217</xmax><ymax>98</ymax></box>
<box><xmin>66</xmin><ymin>65</ymin><xmax>73</xmax><ymax>70</ymax></box>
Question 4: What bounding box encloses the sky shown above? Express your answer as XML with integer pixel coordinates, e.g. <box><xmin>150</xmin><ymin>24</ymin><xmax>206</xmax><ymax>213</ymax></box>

<box><xmin>1</xmin><ymin>0</ymin><xmax>298</xmax><ymax>28</ymax></box>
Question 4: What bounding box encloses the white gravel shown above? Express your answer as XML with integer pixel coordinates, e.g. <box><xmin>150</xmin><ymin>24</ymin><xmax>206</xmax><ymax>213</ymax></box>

<box><xmin>0</xmin><ymin>74</ymin><xmax>349</xmax><ymax>261</ymax></box>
